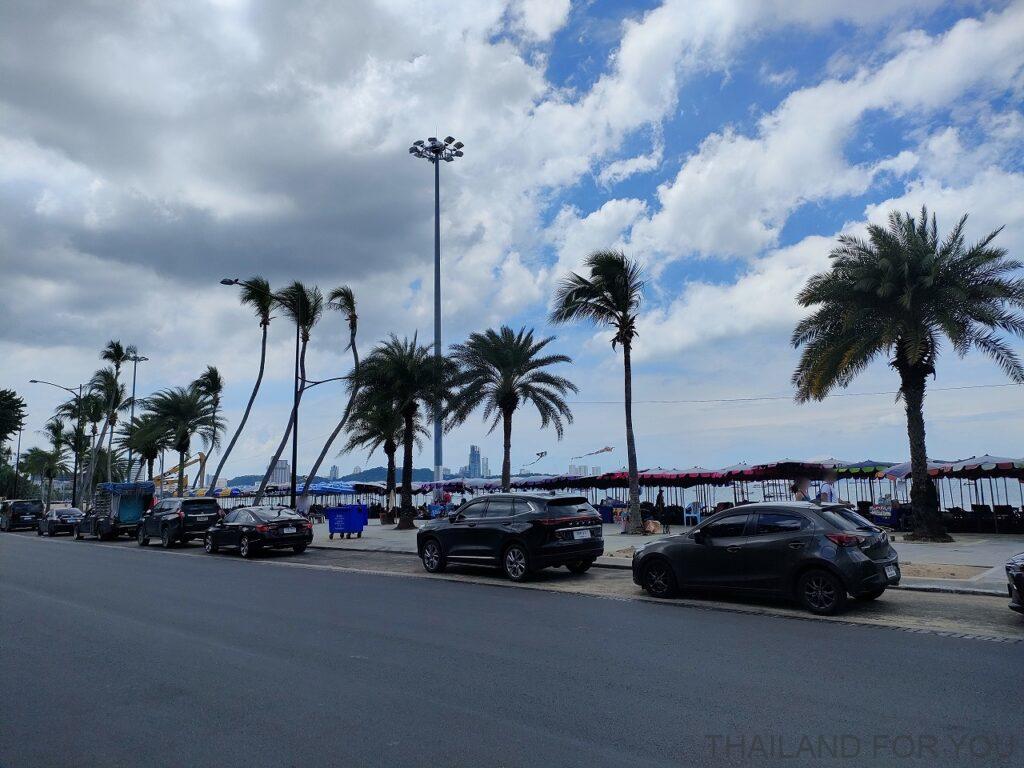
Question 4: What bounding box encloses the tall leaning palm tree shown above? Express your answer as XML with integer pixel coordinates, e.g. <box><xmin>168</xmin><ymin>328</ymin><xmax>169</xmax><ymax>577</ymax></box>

<box><xmin>551</xmin><ymin>250</ymin><xmax>645</xmax><ymax>533</ymax></box>
<box><xmin>192</xmin><ymin>365</ymin><xmax>224</xmax><ymax>487</ymax></box>
<box><xmin>450</xmin><ymin>326</ymin><xmax>577</xmax><ymax>491</ymax></box>
<box><xmin>350</xmin><ymin>335</ymin><xmax>454</xmax><ymax>528</ymax></box>
<box><xmin>118</xmin><ymin>413</ymin><xmax>170</xmax><ymax>481</ymax></box>
<box><xmin>83</xmin><ymin>366</ymin><xmax>129</xmax><ymax>500</ymax></box>
<box><xmin>147</xmin><ymin>386</ymin><xmax>221</xmax><ymax>496</ymax></box>
<box><xmin>303</xmin><ymin>285</ymin><xmax>359</xmax><ymax>496</ymax></box>
<box><xmin>254</xmin><ymin>282</ymin><xmax>324</xmax><ymax>504</ymax></box>
<box><xmin>792</xmin><ymin>207</ymin><xmax>1024</xmax><ymax>541</ymax></box>
<box><xmin>208</xmin><ymin>277</ymin><xmax>274</xmax><ymax>492</ymax></box>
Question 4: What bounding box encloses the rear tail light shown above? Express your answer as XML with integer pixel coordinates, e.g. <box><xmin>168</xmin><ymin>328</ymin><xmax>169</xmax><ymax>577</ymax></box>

<box><xmin>305</xmin><ymin>521</ymin><xmax>313</xmax><ymax>529</ymax></box>
<box><xmin>256</xmin><ymin>524</ymin><xmax>269</xmax><ymax>533</ymax></box>
<box><xmin>826</xmin><ymin>532</ymin><xmax>865</xmax><ymax>547</ymax></box>
<box><xmin>176</xmin><ymin>510</ymin><xmax>184</xmax><ymax>519</ymax></box>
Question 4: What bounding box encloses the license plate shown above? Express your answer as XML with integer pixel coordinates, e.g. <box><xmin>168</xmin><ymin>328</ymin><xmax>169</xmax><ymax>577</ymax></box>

<box><xmin>282</xmin><ymin>527</ymin><xmax>296</xmax><ymax>534</ymax></box>
<box><xmin>885</xmin><ymin>565</ymin><xmax>898</xmax><ymax>579</ymax></box>
<box><xmin>196</xmin><ymin>516</ymin><xmax>208</xmax><ymax>522</ymax></box>
<box><xmin>572</xmin><ymin>529</ymin><xmax>590</xmax><ymax>540</ymax></box>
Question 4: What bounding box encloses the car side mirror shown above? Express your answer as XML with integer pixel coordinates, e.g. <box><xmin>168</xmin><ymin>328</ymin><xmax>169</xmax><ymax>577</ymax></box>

<box><xmin>449</xmin><ymin>511</ymin><xmax>462</xmax><ymax>522</ymax></box>
<box><xmin>692</xmin><ymin>530</ymin><xmax>706</xmax><ymax>544</ymax></box>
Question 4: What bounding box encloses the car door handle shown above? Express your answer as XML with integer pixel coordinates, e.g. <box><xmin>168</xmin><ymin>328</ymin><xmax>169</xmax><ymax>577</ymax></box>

<box><xmin>467</xmin><ymin>522</ymin><xmax>476</xmax><ymax>527</ymax></box>
<box><xmin>787</xmin><ymin>541</ymin><xmax>805</xmax><ymax>549</ymax></box>
<box><xmin>726</xmin><ymin>545</ymin><xmax>741</xmax><ymax>553</ymax></box>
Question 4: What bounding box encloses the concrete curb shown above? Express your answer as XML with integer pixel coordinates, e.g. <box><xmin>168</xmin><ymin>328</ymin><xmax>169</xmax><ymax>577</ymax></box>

<box><xmin>308</xmin><ymin>543</ymin><xmax>1007</xmax><ymax>597</ymax></box>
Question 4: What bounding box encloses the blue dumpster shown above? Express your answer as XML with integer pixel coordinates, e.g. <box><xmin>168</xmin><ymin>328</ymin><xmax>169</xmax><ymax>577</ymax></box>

<box><xmin>326</xmin><ymin>504</ymin><xmax>368</xmax><ymax>539</ymax></box>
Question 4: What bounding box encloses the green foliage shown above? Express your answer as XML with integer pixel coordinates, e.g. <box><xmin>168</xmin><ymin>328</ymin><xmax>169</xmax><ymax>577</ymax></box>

<box><xmin>549</xmin><ymin>249</ymin><xmax>644</xmax><ymax>348</ymax></box>
<box><xmin>0</xmin><ymin>388</ymin><xmax>28</xmax><ymax>446</ymax></box>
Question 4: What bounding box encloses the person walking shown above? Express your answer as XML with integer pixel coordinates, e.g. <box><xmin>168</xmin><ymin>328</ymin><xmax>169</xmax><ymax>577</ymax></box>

<box><xmin>655</xmin><ymin>488</ymin><xmax>668</xmax><ymax>534</ymax></box>
<box><xmin>817</xmin><ymin>470</ymin><xmax>839</xmax><ymax>503</ymax></box>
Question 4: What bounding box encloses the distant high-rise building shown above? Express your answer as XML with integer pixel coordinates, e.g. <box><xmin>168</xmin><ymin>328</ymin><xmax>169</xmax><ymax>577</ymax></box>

<box><xmin>270</xmin><ymin>459</ymin><xmax>289</xmax><ymax>485</ymax></box>
<box><xmin>481</xmin><ymin>457</ymin><xmax>489</xmax><ymax>477</ymax></box>
<box><xmin>590</xmin><ymin>466</ymin><xmax>601</xmax><ymax>476</ymax></box>
<box><xmin>468</xmin><ymin>445</ymin><xmax>482</xmax><ymax>478</ymax></box>
<box><xmin>568</xmin><ymin>463</ymin><xmax>589</xmax><ymax>476</ymax></box>
<box><xmin>458</xmin><ymin>465</ymin><xmax>469</xmax><ymax>476</ymax></box>
<box><xmin>329</xmin><ymin>465</ymin><xmax>339</xmax><ymax>480</ymax></box>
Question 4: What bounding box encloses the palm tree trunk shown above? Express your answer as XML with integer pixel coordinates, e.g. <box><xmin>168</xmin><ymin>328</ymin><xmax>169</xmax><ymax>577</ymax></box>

<box><xmin>623</xmin><ymin>342</ymin><xmax>643</xmax><ymax>533</ymax></box>
<box><xmin>83</xmin><ymin>414</ymin><xmax>112</xmax><ymax>505</ymax></box>
<box><xmin>147</xmin><ymin>457</ymin><xmax>154</xmax><ymax>481</ymax></box>
<box><xmin>209</xmin><ymin>324</ymin><xmax>268</xmax><ymax>491</ymax></box>
<box><xmin>395</xmin><ymin>413</ymin><xmax>416</xmax><ymax>530</ymax></box>
<box><xmin>379</xmin><ymin>441</ymin><xmax>397</xmax><ymax>525</ymax></box>
<box><xmin>501</xmin><ymin>409</ymin><xmax>513</xmax><ymax>492</ymax></box>
<box><xmin>176</xmin><ymin>450</ymin><xmax>186</xmax><ymax>497</ymax></box>
<box><xmin>302</xmin><ymin>327</ymin><xmax>360</xmax><ymax>495</ymax></box>
<box><xmin>46</xmin><ymin>475</ymin><xmax>54</xmax><ymax>511</ymax></box>
<box><xmin>254</xmin><ymin>338</ymin><xmax>309</xmax><ymax>505</ymax></box>
<box><xmin>106</xmin><ymin>425</ymin><xmax>114</xmax><ymax>482</ymax></box>
<box><xmin>901</xmin><ymin>372</ymin><xmax>950</xmax><ymax>541</ymax></box>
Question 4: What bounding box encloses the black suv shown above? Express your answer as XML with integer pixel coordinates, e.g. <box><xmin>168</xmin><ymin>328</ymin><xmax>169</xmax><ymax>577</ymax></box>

<box><xmin>632</xmin><ymin>502</ymin><xmax>900</xmax><ymax>614</ymax></box>
<box><xmin>137</xmin><ymin>497</ymin><xmax>221</xmax><ymax>548</ymax></box>
<box><xmin>0</xmin><ymin>499</ymin><xmax>44</xmax><ymax>531</ymax></box>
<box><xmin>416</xmin><ymin>493</ymin><xmax>604</xmax><ymax>581</ymax></box>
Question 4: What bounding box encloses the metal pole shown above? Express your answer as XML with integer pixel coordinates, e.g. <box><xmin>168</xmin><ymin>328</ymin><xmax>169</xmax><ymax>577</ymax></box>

<box><xmin>13</xmin><ymin>425</ymin><xmax>23</xmax><ymax>497</ymax></box>
<box><xmin>290</xmin><ymin>323</ymin><xmax>300</xmax><ymax>508</ymax></box>
<box><xmin>71</xmin><ymin>384</ymin><xmax>82</xmax><ymax>507</ymax></box>
<box><xmin>433</xmin><ymin>157</ymin><xmax>442</xmax><ymax>491</ymax></box>
<box><xmin>127</xmin><ymin>358</ymin><xmax>138</xmax><ymax>476</ymax></box>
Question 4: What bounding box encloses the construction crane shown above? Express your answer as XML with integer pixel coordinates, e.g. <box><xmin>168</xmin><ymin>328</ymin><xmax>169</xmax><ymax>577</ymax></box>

<box><xmin>154</xmin><ymin>452</ymin><xmax>207</xmax><ymax>496</ymax></box>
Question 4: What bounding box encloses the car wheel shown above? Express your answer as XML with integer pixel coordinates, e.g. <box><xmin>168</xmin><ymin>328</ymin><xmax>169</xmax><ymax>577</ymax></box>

<box><xmin>73</xmin><ymin>525</ymin><xmax>82</xmax><ymax>540</ymax></box>
<box><xmin>566</xmin><ymin>559</ymin><xmax>593</xmax><ymax>575</ymax></box>
<box><xmin>137</xmin><ymin>526</ymin><xmax>150</xmax><ymax>546</ymax></box>
<box><xmin>292</xmin><ymin>543</ymin><xmax>307</xmax><ymax>554</ymax></box>
<box><xmin>502</xmin><ymin>543</ymin><xmax>530</xmax><ymax>582</ymax></box>
<box><xmin>239</xmin><ymin>536</ymin><xmax>254</xmax><ymax>558</ymax></box>
<box><xmin>204</xmin><ymin>534</ymin><xmax>218</xmax><ymax>554</ymax></box>
<box><xmin>160</xmin><ymin>527</ymin><xmax>173</xmax><ymax>548</ymax></box>
<box><xmin>421</xmin><ymin>539</ymin><xmax>446</xmax><ymax>573</ymax></box>
<box><xmin>797</xmin><ymin>569</ymin><xmax>848</xmax><ymax>615</ymax></box>
<box><xmin>855</xmin><ymin>586</ymin><xmax>886</xmax><ymax>601</ymax></box>
<box><xmin>642</xmin><ymin>558</ymin><xmax>678</xmax><ymax>598</ymax></box>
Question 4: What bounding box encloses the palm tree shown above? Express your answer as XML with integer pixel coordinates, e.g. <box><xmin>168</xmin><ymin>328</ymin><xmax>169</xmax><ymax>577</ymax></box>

<box><xmin>341</xmin><ymin>388</ymin><xmax>425</xmax><ymax>525</ymax></box>
<box><xmin>22</xmin><ymin>447</ymin><xmax>68</xmax><ymax>510</ymax></box>
<box><xmin>254</xmin><ymin>282</ymin><xmax>324</xmax><ymax>504</ymax></box>
<box><xmin>82</xmin><ymin>341</ymin><xmax>132</xmax><ymax>500</ymax></box>
<box><xmin>303</xmin><ymin>285</ymin><xmax>359</xmax><ymax>496</ymax></box>
<box><xmin>191</xmin><ymin>366</ymin><xmax>225</xmax><ymax>487</ymax></box>
<box><xmin>350</xmin><ymin>335</ymin><xmax>455</xmax><ymax>528</ymax></box>
<box><xmin>450</xmin><ymin>326</ymin><xmax>577</xmax><ymax>491</ymax></box>
<box><xmin>550</xmin><ymin>250</ymin><xmax>645</xmax><ymax>533</ymax></box>
<box><xmin>208</xmin><ymin>277</ymin><xmax>274</xmax><ymax>492</ymax></box>
<box><xmin>147</xmin><ymin>386</ymin><xmax>221</xmax><ymax>496</ymax></box>
<box><xmin>792</xmin><ymin>207</ymin><xmax>1024</xmax><ymax>541</ymax></box>
<box><xmin>118</xmin><ymin>413</ymin><xmax>170</xmax><ymax>481</ymax></box>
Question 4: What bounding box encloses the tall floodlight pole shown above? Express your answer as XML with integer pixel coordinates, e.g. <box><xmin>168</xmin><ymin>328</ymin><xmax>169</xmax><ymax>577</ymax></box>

<box><xmin>126</xmin><ymin>353</ymin><xmax>148</xmax><ymax>480</ymax></box>
<box><xmin>13</xmin><ymin>424</ymin><xmax>23</xmax><ymax>498</ymax></box>
<box><xmin>408</xmin><ymin>136</ymin><xmax>464</xmax><ymax>490</ymax></box>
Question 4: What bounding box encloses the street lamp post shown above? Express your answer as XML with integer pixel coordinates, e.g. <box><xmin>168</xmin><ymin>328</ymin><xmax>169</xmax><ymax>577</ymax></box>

<box><xmin>13</xmin><ymin>424</ymin><xmax>23</xmax><ymax>498</ymax></box>
<box><xmin>126</xmin><ymin>353</ymin><xmax>148</xmax><ymax>480</ymax></box>
<box><xmin>29</xmin><ymin>379</ymin><xmax>85</xmax><ymax>507</ymax></box>
<box><xmin>408</xmin><ymin>136</ymin><xmax>464</xmax><ymax>491</ymax></box>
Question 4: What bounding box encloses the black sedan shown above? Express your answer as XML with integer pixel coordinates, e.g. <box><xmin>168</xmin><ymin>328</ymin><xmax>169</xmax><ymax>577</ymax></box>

<box><xmin>632</xmin><ymin>502</ymin><xmax>900</xmax><ymax>615</ymax></box>
<box><xmin>36</xmin><ymin>507</ymin><xmax>84</xmax><ymax>536</ymax></box>
<box><xmin>204</xmin><ymin>506</ymin><xmax>313</xmax><ymax>558</ymax></box>
<box><xmin>1007</xmin><ymin>552</ymin><xmax>1024</xmax><ymax>615</ymax></box>
<box><xmin>416</xmin><ymin>493</ymin><xmax>604</xmax><ymax>581</ymax></box>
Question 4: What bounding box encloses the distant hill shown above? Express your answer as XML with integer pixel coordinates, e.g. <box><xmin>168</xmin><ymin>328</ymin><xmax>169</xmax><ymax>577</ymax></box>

<box><xmin>226</xmin><ymin>466</ymin><xmax>437</xmax><ymax>487</ymax></box>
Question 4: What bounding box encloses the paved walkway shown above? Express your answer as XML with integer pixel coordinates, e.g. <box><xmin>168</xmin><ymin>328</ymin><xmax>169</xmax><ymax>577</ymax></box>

<box><xmin>312</xmin><ymin>521</ymin><xmax>1024</xmax><ymax>596</ymax></box>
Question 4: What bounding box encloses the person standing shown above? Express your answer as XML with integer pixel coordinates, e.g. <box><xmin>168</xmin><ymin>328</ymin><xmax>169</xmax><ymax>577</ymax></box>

<box><xmin>791</xmin><ymin>478</ymin><xmax>812</xmax><ymax>502</ymax></box>
<box><xmin>655</xmin><ymin>488</ymin><xmax>668</xmax><ymax>534</ymax></box>
<box><xmin>817</xmin><ymin>470</ymin><xmax>839</xmax><ymax>503</ymax></box>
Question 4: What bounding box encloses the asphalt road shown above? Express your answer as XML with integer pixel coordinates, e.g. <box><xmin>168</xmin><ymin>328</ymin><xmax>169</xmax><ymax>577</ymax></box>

<box><xmin>2</xmin><ymin>534</ymin><xmax>1022</xmax><ymax>768</ymax></box>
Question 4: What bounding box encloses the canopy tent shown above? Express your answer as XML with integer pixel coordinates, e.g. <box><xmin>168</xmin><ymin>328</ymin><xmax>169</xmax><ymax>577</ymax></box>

<box><xmin>933</xmin><ymin>455</ymin><xmax>1024</xmax><ymax>479</ymax></box>
<box><xmin>880</xmin><ymin>460</ymin><xmax>953</xmax><ymax>481</ymax></box>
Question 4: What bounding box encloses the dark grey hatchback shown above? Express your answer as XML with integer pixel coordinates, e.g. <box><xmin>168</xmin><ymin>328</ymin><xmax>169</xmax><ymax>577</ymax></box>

<box><xmin>632</xmin><ymin>502</ymin><xmax>900</xmax><ymax>614</ymax></box>
<box><xmin>417</xmin><ymin>493</ymin><xmax>604</xmax><ymax>581</ymax></box>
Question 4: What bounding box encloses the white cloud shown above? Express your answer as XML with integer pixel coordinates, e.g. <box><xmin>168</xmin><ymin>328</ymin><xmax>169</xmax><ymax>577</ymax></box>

<box><xmin>509</xmin><ymin>0</ymin><xmax>572</xmax><ymax>41</ymax></box>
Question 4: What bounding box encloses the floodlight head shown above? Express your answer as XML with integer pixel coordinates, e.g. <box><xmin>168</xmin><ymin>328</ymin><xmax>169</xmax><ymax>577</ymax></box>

<box><xmin>453</xmin><ymin>141</ymin><xmax>464</xmax><ymax>149</ymax></box>
<box><xmin>220</xmin><ymin>278</ymin><xmax>238</xmax><ymax>286</ymax></box>
<box><xmin>444</xmin><ymin>136</ymin><xmax>454</xmax><ymax>144</ymax></box>
<box><xmin>453</xmin><ymin>150</ymin><xmax>463</xmax><ymax>157</ymax></box>
<box><xmin>413</xmin><ymin>139</ymin><xmax>424</xmax><ymax>146</ymax></box>
<box><xmin>427</xmin><ymin>136</ymin><xmax>437</xmax><ymax>143</ymax></box>
<box><xmin>443</xmin><ymin>156</ymin><xmax>453</xmax><ymax>162</ymax></box>
<box><xmin>29</xmin><ymin>379</ymin><xmax>39</xmax><ymax>383</ymax></box>
<box><xmin>408</xmin><ymin>147</ymin><xmax>417</xmax><ymax>153</ymax></box>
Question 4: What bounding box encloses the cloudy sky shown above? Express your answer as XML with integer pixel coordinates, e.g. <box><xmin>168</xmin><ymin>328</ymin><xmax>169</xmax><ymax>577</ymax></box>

<box><xmin>2</xmin><ymin>0</ymin><xmax>1023</xmax><ymax>480</ymax></box>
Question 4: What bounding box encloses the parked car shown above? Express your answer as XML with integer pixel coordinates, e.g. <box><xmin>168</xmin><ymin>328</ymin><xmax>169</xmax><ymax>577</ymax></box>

<box><xmin>203</xmin><ymin>506</ymin><xmax>313</xmax><ymax>558</ymax></box>
<box><xmin>1006</xmin><ymin>552</ymin><xmax>1024</xmax><ymax>615</ymax></box>
<box><xmin>75</xmin><ymin>482</ymin><xmax>154</xmax><ymax>540</ymax></box>
<box><xmin>36</xmin><ymin>507</ymin><xmax>84</xmax><ymax>536</ymax></box>
<box><xmin>0</xmin><ymin>499</ymin><xmax>44</xmax><ymax>531</ymax></box>
<box><xmin>632</xmin><ymin>501</ymin><xmax>901</xmax><ymax>615</ymax></box>
<box><xmin>137</xmin><ymin>497</ymin><xmax>221</xmax><ymax>548</ymax></box>
<box><xmin>416</xmin><ymin>493</ymin><xmax>604</xmax><ymax>581</ymax></box>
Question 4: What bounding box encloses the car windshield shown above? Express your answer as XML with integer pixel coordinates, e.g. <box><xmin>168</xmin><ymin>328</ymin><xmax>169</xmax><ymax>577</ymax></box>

<box><xmin>183</xmin><ymin>500</ymin><xmax>220</xmax><ymax>513</ymax></box>
<box><xmin>13</xmin><ymin>501</ymin><xmax>43</xmax><ymax>514</ymax></box>
<box><xmin>545</xmin><ymin>497</ymin><xmax>597</xmax><ymax>516</ymax></box>
<box><xmin>254</xmin><ymin>508</ymin><xmax>303</xmax><ymax>521</ymax></box>
<box><xmin>828</xmin><ymin>506</ymin><xmax>879</xmax><ymax>530</ymax></box>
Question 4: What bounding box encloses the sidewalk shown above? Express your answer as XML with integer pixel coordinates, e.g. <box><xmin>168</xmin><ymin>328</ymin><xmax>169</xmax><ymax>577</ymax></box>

<box><xmin>311</xmin><ymin>521</ymin><xmax>1023</xmax><ymax>596</ymax></box>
